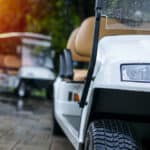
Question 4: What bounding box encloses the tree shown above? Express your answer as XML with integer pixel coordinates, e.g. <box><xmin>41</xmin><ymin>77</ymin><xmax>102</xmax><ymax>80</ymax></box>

<box><xmin>0</xmin><ymin>0</ymin><xmax>94</xmax><ymax>52</ymax></box>
<box><xmin>0</xmin><ymin>0</ymin><xmax>30</xmax><ymax>32</ymax></box>
<box><xmin>26</xmin><ymin>0</ymin><xmax>80</xmax><ymax>53</ymax></box>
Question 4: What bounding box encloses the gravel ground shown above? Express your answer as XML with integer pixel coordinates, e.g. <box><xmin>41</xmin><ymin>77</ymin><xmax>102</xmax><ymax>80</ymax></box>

<box><xmin>0</xmin><ymin>93</ymin><xmax>74</xmax><ymax>150</ymax></box>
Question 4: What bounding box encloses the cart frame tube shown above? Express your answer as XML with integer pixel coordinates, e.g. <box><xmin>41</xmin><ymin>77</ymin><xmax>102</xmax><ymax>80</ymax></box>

<box><xmin>79</xmin><ymin>0</ymin><xmax>102</xmax><ymax>108</ymax></box>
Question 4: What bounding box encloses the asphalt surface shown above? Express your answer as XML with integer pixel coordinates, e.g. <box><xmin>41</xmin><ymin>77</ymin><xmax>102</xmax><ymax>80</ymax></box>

<box><xmin>0</xmin><ymin>92</ymin><xmax>74</xmax><ymax>150</ymax></box>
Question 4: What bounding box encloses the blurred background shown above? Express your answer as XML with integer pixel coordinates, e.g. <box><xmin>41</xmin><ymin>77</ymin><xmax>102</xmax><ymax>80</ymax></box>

<box><xmin>0</xmin><ymin>1</ymin><xmax>96</xmax><ymax>149</ymax></box>
<box><xmin>0</xmin><ymin>0</ymin><xmax>94</xmax><ymax>61</ymax></box>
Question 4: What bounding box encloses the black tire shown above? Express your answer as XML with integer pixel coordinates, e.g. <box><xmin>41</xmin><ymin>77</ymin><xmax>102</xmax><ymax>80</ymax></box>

<box><xmin>17</xmin><ymin>81</ymin><xmax>30</xmax><ymax>98</ymax></box>
<box><xmin>52</xmin><ymin>101</ymin><xmax>63</xmax><ymax>135</ymax></box>
<box><xmin>46</xmin><ymin>85</ymin><xmax>53</xmax><ymax>100</ymax></box>
<box><xmin>84</xmin><ymin>120</ymin><xmax>139</xmax><ymax>150</ymax></box>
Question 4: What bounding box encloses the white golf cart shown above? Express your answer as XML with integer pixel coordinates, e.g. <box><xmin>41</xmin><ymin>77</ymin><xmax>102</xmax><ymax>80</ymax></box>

<box><xmin>17</xmin><ymin>33</ymin><xmax>55</xmax><ymax>99</ymax></box>
<box><xmin>53</xmin><ymin>0</ymin><xmax>150</xmax><ymax>149</ymax></box>
<box><xmin>0</xmin><ymin>32</ymin><xmax>55</xmax><ymax>100</ymax></box>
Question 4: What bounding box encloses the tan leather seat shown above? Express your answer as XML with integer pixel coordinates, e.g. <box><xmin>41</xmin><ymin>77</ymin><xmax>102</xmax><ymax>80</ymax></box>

<box><xmin>0</xmin><ymin>55</ymin><xmax>20</xmax><ymax>75</ymax></box>
<box><xmin>75</xmin><ymin>17</ymin><xmax>94</xmax><ymax>57</ymax></box>
<box><xmin>4</xmin><ymin>55</ymin><xmax>21</xmax><ymax>75</ymax></box>
<box><xmin>67</xmin><ymin>28</ymin><xmax>90</xmax><ymax>62</ymax></box>
<box><xmin>4</xmin><ymin>55</ymin><xmax>21</xmax><ymax>68</ymax></box>
<box><xmin>73</xmin><ymin>69</ymin><xmax>88</xmax><ymax>81</ymax></box>
<box><xmin>7</xmin><ymin>70</ymin><xmax>18</xmax><ymax>75</ymax></box>
<box><xmin>66</xmin><ymin>28</ymin><xmax>89</xmax><ymax>81</ymax></box>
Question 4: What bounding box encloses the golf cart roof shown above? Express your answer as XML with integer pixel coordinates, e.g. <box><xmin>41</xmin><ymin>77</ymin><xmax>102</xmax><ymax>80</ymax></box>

<box><xmin>22</xmin><ymin>38</ymin><xmax>50</xmax><ymax>47</ymax></box>
<box><xmin>0</xmin><ymin>32</ymin><xmax>51</xmax><ymax>54</ymax></box>
<box><xmin>0</xmin><ymin>32</ymin><xmax>50</xmax><ymax>41</ymax></box>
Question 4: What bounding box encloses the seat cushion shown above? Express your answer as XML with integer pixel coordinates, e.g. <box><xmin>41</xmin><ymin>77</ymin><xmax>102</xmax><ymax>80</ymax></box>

<box><xmin>67</xmin><ymin>28</ymin><xmax>90</xmax><ymax>62</ymax></box>
<box><xmin>7</xmin><ymin>70</ymin><xmax>18</xmax><ymax>75</ymax></box>
<box><xmin>73</xmin><ymin>69</ymin><xmax>88</xmax><ymax>81</ymax></box>
<box><xmin>4</xmin><ymin>55</ymin><xmax>21</xmax><ymax>68</ymax></box>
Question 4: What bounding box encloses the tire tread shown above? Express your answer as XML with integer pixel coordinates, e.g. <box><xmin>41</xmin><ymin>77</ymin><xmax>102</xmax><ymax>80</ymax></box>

<box><xmin>87</xmin><ymin>120</ymin><xmax>138</xmax><ymax>150</ymax></box>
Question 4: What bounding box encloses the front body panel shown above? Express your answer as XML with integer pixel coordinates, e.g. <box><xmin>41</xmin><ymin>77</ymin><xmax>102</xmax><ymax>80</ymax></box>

<box><xmin>94</xmin><ymin>35</ymin><xmax>150</xmax><ymax>92</ymax></box>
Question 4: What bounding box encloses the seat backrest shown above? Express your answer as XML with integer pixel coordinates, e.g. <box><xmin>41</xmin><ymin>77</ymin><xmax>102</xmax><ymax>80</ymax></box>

<box><xmin>75</xmin><ymin>17</ymin><xmax>94</xmax><ymax>58</ymax></box>
<box><xmin>4</xmin><ymin>55</ymin><xmax>21</xmax><ymax>68</ymax></box>
<box><xmin>67</xmin><ymin>28</ymin><xmax>90</xmax><ymax>62</ymax></box>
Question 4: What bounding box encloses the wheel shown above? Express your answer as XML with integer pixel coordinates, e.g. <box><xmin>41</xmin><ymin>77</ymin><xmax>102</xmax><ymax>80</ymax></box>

<box><xmin>52</xmin><ymin>101</ymin><xmax>63</xmax><ymax>135</ymax></box>
<box><xmin>46</xmin><ymin>85</ymin><xmax>53</xmax><ymax>100</ymax></box>
<box><xmin>84</xmin><ymin>120</ymin><xmax>139</xmax><ymax>150</ymax></box>
<box><xmin>17</xmin><ymin>81</ymin><xmax>30</xmax><ymax>98</ymax></box>
<box><xmin>17</xmin><ymin>99</ymin><xmax>24</xmax><ymax>110</ymax></box>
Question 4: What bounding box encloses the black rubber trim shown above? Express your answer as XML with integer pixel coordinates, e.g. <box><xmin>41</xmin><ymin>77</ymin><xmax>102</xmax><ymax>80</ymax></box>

<box><xmin>65</xmin><ymin>80</ymin><xmax>85</xmax><ymax>84</ymax></box>
<box><xmin>79</xmin><ymin>0</ymin><xmax>102</xmax><ymax>108</ymax></box>
<box><xmin>92</xmin><ymin>88</ymin><xmax>150</xmax><ymax>117</ymax></box>
<box><xmin>64</xmin><ymin>49</ymin><xmax>73</xmax><ymax>79</ymax></box>
<box><xmin>59</xmin><ymin>54</ymin><xmax>66</xmax><ymax>78</ymax></box>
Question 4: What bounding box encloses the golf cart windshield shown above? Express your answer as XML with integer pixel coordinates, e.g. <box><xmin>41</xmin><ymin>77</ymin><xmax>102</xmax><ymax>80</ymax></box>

<box><xmin>21</xmin><ymin>38</ymin><xmax>54</xmax><ymax>69</ymax></box>
<box><xmin>101</xmin><ymin>0</ymin><xmax>150</xmax><ymax>32</ymax></box>
<box><xmin>0</xmin><ymin>32</ymin><xmax>52</xmax><ymax>76</ymax></box>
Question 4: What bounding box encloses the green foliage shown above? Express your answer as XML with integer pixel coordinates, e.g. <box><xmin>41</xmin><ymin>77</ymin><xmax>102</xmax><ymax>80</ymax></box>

<box><xmin>0</xmin><ymin>0</ymin><xmax>29</xmax><ymax>32</ymax></box>
<box><xmin>26</xmin><ymin>0</ymin><xmax>80</xmax><ymax>53</ymax></box>
<box><xmin>0</xmin><ymin>0</ymin><xmax>92</xmax><ymax>53</ymax></box>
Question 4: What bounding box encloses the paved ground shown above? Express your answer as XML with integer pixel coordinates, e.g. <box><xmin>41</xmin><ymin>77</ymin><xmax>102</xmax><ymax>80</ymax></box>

<box><xmin>0</xmin><ymin>92</ymin><xmax>74</xmax><ymax>150</ymax></box>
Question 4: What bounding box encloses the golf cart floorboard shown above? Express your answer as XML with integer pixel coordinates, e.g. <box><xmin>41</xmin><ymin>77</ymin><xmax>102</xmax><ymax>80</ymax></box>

<box><xmin>63</xmin><ymin>115</ymin><xmax>81</xmax><ymax>131</ymax></box>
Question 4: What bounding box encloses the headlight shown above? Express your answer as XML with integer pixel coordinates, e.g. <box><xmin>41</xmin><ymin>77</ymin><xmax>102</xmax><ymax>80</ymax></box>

<box><xmin>121</xmin><ymin>64</ymin><xmax>150</xmax><ymax>82</ymax></box>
